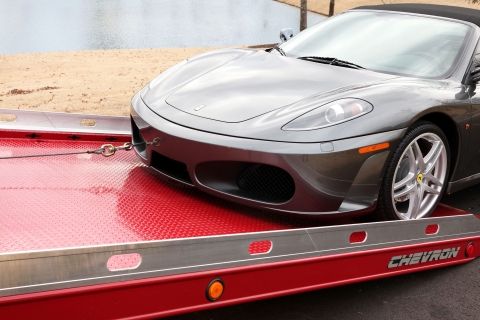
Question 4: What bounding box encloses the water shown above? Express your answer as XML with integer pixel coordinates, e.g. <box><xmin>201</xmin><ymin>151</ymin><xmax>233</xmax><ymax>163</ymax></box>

<box><xmin>0</xmin><ymin>0</ymin><xmax>325</xmax><ymax>54</ymax></box>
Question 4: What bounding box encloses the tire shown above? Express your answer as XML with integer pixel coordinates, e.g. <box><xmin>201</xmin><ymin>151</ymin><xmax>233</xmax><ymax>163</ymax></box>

<box><xmin>375</xmin><ymin>121</ymin><xmax>450</xmax><ymax>221</ymax></box>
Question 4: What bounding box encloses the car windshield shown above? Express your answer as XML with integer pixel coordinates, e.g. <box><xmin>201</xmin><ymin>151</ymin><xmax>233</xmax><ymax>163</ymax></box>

<box><xmin>280</xmin><ymin>11</ymin><xmax>471</xmax><ymax>78</ymax></box>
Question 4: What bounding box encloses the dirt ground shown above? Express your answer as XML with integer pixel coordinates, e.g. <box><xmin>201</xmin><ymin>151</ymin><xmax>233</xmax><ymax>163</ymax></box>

<box><xmin>278</xmin><ymin>0</ymin><xmax>480</xmax><ymax>16</ymax></box>
<box><xmin>0</xmin><ymin>48</ymin><xmax>224</xmax><ymax>117</ymax></box>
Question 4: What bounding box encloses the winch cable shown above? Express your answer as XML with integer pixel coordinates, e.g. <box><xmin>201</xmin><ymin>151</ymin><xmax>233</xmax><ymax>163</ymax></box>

<box><xmin>0</xmin><ymin>137</ymin><xmax>163</xmax><ymax>160</ymax></box>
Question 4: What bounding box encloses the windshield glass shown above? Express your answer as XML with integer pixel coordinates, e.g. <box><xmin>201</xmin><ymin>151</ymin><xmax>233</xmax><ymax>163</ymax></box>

<box><xmin>281</xmin><ymin>11</ymin><xmax>471</xmax><ymax>78</ymax></box>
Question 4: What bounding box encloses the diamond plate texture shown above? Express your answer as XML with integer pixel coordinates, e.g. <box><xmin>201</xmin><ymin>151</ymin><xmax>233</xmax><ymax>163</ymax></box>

<box><xmin>0</xmin><ymin>135</ymin><xmax>470</xmax><ymax>253</ymax></box>
<box><xmin>248</xmin><ymin>240</ymin><xmax>272</xmax><ymax>255</ymax></box>
<box><xmin>0</xmin><ymin>136</ymin><xmax>330</xmax><ymax>253</ymax></box>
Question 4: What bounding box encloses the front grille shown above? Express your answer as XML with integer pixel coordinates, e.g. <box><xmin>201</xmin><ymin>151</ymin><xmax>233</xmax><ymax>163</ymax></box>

<box><xmin>151</xmin><ymin>151</ymin><xmax>193</xmax><ymax>185</ymax></box>
<box><xmin>235</xmin><ymin>164</ymin><xmax>295</xmax><ymax>202</ymax></box>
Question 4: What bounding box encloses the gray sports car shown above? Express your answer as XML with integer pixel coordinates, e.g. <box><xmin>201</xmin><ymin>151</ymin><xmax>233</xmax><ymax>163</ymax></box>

<box><xmin>130</xmin><ymin>4</ymin><xmax>480</xmax><ymax>221</ymax></box>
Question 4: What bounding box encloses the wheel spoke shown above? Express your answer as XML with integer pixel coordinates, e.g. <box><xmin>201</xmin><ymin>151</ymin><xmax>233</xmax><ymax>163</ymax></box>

<box><xmin>394</xmin><ymin>172</ymin><xmax>415</xmax><ymax>190</ymax></box>
<box><xmin>412</xmin><ymin>141</ymin><xmax>425</xmax><ymax>172</ymax></box>
<box><xmin>407</xmin><ymin>185</ymin><xmax>424</xmax><ymax>219</ymax></box>
<box><xmin>393</xmin><ymin>182</ymin><xmax>416</xmax><ymax>200</ymax></box>
<box><xmin>423</xmin><ymin>183</ymin><xmax>440</xmax><ymax>195</ymax></box>
<box><xmin>406</xmin><ymin>146</ymin><xmax>417</xmax><ymax>173</ymax></box>
<box><xmin>424</xmin><ymin>143</ymin><xmax>443</xmax><ymax>174</ymax></box>
<box><xmin>424</xmin><ymin>173</ymin><xmax>443</xmax><ymax>188</ymax></box>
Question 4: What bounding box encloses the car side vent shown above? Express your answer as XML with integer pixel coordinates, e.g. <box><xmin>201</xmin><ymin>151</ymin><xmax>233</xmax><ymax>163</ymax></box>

<box><xmin>235</xmin><ymin>164</ymin><xmax>295</xmax><ymax>202</ymax></box>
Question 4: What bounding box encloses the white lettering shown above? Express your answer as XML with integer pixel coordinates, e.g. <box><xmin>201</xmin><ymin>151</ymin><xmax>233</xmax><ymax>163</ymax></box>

<box><xmin>409</xmin><ymin>252</ymin><xmax>423</xmax><ymax>265</ymax></box>
<box><xmin>429</xmin><ymin>250</ymin><xmax>442</xmax><ymax>261</ymax></box>
<box><xmin>447</xmin><ymin>247</ymin><xmax>460</xmax><ymax>258</ymax></box>
<box><xmin>399</xmin><ymin>254</ymin><xmax>413</xmax><ymax>266</ymax></box>
<box><xmin>388</xmin><ymin>255</ymin><xmax>402</xmax><ymax>268</ymax></box>
<box><xmin>439</xmin><ymin>249</ymin><xmax>451</xmax><ymax>260</ymax></box>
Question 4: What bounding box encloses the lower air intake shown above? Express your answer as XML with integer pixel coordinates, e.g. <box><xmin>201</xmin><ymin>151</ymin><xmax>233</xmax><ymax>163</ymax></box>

<box><xmin>235</xmin><ymin>164</ymin><xmax>295</xmax><ymax>203</ymax></box>
<box><xmin>151</xmin><ymin>151</ymin><xmax>193</xmax><ymax>185</ymax></box>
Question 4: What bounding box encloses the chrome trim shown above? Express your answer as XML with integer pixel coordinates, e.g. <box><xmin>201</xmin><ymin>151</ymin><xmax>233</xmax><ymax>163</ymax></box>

<box><xmin>0</xmin><ymin>109</ymin><xmax>130</xmax><ymax>134</ymax></box>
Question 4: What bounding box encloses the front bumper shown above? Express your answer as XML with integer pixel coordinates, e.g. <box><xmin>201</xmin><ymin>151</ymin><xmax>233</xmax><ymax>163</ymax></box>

<box><xmin>131</xmin><ymin>93</ymin><xmax>406</xmax><ymax>217</ymax></box>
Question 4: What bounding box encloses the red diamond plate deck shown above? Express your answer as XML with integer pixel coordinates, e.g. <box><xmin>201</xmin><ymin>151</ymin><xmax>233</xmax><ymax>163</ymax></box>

<box><xmin>0</xmin><ymin>132</ymin><xmax>469</xmax><ymax>253</ymax></box>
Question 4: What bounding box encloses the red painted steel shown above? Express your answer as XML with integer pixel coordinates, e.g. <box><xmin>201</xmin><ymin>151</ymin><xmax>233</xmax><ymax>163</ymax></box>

<box><xmin>0</xmin><ymin>236</ymin><xmax>477</xmax><ymax>320</ymax></box>
<box><xmin>0</xmin><ymin>129</ymin><xmax>131</xmax><ymax>142</ymax></box>
<box><xmin>429</xmin><ymin>203</ymin><xmax>470</xmax><ymax>217</ymax></box>
<box><xmin>0</xmin><ymin>133</ymin><xmax>471</xmax><ymax>252</ymax></box>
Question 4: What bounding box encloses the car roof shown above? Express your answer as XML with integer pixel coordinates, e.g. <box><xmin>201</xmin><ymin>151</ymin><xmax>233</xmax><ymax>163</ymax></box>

<box><xmin>353</xmin><ymin>4</ymin><xmax>480</xmax><ymax>27</ymax></box>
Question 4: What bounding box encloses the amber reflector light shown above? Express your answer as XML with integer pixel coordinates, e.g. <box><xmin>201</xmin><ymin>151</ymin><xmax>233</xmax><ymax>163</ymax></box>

<box><xmin>206</xmin><ymin>279</ymin><xmax>225</xmax><ymax>301</ymax></box>
<box><xmin>358</xmin><ymin>142</ymin><xmax>390</xmax><ymax>154</ymax></box>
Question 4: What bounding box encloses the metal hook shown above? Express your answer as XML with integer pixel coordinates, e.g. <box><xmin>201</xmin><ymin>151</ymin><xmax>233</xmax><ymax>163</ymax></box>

<box><xmin>101</xmin><ymin>144</ymin><xmax>116</xmax><ymax>157</ymax></box>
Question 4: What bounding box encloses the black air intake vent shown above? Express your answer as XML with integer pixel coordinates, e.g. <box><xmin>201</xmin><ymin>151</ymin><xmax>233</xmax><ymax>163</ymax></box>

<box><xmin>235</xmin><ymin>164</ymin><xmax>295</xmax><ymax>202</ymax></box>
<box><xmin>130</xmin><ymin>117</ymin><xmax>147</xmax><ymax>158</ymax></box>
<box><xmin>151</xmin><ymin>151</ymin><xmax>193</xmax><ymax>185</ymax></box>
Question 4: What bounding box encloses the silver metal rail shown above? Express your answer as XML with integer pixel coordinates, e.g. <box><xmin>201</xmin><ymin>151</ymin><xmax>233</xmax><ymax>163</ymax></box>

<box><xmin>0</xmin><ymin>108</ymin><xmax>130</xmax><ymax>134</ymax></box>
<box><xmin>1</xmin><ymin>214</ymin><xmax>479</xmax><ymax>297</ymax></box>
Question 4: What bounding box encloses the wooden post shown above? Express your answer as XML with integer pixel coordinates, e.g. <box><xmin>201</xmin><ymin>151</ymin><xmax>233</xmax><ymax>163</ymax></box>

<box><xmin>300</xmin><ymin>0</ymin><xmax>307</xmax><ymax>31</ymax></box>
<box><xmin>329</xmin><ymin>0</ymin><xmax>335</xmax><ymax>17</ymax></box>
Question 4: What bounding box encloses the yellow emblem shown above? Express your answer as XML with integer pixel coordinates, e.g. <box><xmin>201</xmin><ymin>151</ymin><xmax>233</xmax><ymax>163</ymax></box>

<box><xmin>416</xmin><ymin>173</ymin><xmax>423</xmax><ymax>183</ymax></box>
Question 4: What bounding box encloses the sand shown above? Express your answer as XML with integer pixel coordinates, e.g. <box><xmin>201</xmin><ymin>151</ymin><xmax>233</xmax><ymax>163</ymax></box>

<box><xmin>0</xmin><ymin>48</ymin><xmax>227</xmax><ymax>117</ymax></box>
<box><xmin>2</xmin><ymin>1</ymin><xmax>479</xmax><ymax>117</ymax></box>
<box><xmin>277</xmin><ymin>0</ymin><xmax>480</xmax><ymax>16</ymax></box>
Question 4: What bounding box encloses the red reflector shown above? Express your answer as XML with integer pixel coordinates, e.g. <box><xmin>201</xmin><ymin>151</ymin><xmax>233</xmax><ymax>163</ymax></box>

<box><xmin>248</xmin><ymin>240</ymin><xmax>272</xmax><ymax>255</ymax></box>
<box><xmin>466</xmin><ymin>243</ymin><xmax>475</xmax><ymax>257</ymax></box>
<box><xmin>425</xmin><ymin>224</ymin><xmax>439</xmax><ymax>235</ymax></box>
<box><xmin>349</xmin><ymin>231</ymin><xmax>367</xmax><ymax>244</ymax></box>
<box><xmin>107</xmin><ymin>253</ymin><xmax>141</xmax><ymax>271</ymax></box>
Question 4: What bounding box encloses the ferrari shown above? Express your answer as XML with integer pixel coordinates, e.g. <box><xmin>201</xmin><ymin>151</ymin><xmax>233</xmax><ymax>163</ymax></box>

<box><xmin>130</xmin><ymin>4</ymin><xmax>480</xmax><ymax>221</ymax></box>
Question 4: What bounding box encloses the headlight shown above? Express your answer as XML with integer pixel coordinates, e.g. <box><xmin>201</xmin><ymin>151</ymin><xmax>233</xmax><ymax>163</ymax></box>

<box><xmin>282</xmin><ymin>98</ymin><xmax>373</xmax><ymax>131</ymax></box>
<box><xmin>148</xmin><ymin>60</ymin><xmax>188</xmax><ymax>89</ymax></box>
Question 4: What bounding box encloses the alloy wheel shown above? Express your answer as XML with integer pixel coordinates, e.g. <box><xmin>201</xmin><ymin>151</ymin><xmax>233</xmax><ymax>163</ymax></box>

<box><xmin>391</xmin><ymin>132</ymin><xmax>448</xmax><ymax>220</ymax></box>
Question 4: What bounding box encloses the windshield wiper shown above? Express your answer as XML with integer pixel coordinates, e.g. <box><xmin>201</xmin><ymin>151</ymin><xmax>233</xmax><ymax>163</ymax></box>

<box><xmin>298</xmin><ymin>56</ymin><xmax>365</xmax><ymax>70</ymax></box>
<box><xmin>272</xmin><ymin>45</ymin><xmax>286</xmax><ymax>56</ymax></box>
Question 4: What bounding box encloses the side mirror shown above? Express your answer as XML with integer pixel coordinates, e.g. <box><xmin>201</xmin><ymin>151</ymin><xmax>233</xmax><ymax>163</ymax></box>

<box><xmin>280</xmin><ymin>28</ymin><xmax>294</xmax><ymax>43</ymax></box>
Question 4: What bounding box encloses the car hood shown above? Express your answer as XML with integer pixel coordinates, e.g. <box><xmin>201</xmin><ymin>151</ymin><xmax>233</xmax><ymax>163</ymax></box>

<box><xmin>143</xmin><ymin>49</ymin><xmax>397</xmax><ymax>123</ymax></box>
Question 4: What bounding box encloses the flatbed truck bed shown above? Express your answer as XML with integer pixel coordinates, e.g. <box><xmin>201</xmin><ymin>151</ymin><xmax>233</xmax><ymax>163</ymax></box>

<box><xmin>0</xmin><ymin>109</ymin><xmax>479</xmax><ymax>319</ymax></box>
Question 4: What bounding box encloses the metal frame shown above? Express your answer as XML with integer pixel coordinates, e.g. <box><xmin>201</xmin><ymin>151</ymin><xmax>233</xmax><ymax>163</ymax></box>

<box><xmin>1</xmin><ymin>214</ymin><xmax>479</xmax><ymax>297</ymax></box>
<box><xmin>0</xmin><ymin>108</ymin><xmax>130</xmax><ymax>134</ymax></box>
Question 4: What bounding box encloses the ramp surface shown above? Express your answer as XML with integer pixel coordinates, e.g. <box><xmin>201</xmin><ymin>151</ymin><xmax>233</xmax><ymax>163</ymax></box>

<box><xmin>0</xmin><ymin>132</ymin><xmax>468</xmax><ymax>253</ymax></box>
